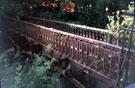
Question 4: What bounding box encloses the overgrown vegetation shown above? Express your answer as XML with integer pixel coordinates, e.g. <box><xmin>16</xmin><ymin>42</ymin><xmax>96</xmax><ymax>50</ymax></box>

<box><xmin>106</xmin><ymin>4</ymin><xmax>135</xmax><ymax>46</ymax></box>
<box><xmin>1</xmin><ymin>0</ymin><xmax>133</xmax><ymax>28</ymax></box>
<box><xmin>0</xmin><ymin>0</ymin><xmax>24</xmax><ymax>18</ymax></box>
<box><xmin>0</xmin><ymin>48</ymin><xmax>61</xmax><ymax>88</ymax></box>
<box><xmin>3</xmin><ymin>0</ymin><xmax>130</xmax><ymax>28</ymax></box>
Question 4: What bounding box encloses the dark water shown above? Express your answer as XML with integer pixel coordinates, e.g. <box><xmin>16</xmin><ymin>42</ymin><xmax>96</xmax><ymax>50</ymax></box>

<box><xmin>57</xmin><ymin>79</ymin><xmax>77</xmax><ymax>88</ymax></box>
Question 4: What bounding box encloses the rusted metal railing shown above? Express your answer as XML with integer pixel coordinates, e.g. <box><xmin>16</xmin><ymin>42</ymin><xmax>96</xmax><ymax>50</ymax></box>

<box><xmin>21</xmin><ymin>16</ymin><xmax>118</xmax><ymax>44</ymax></box>
<box><xmin>4</xmin><ymin>17</ymin><xmax>135</xmax><ymax>87</ymax></box>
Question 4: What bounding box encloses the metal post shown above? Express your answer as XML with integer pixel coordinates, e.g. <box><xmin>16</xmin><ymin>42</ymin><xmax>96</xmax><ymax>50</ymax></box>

<box><xmin>115</xmin><ymin>28</ymin><xmax>126</xmax><ymax>88</ymax></box>
<box><xmin>124</xmin><ymin>16</ymin><xmax>135</xmax><ymax>87</ymax></box>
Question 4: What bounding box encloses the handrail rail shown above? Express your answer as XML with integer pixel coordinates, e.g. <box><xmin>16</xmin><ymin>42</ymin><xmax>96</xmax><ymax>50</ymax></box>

<box><xmin>7</xmin><ymin>17</ymin><xmax>134</xmax><ymax>53</ymax></box>
<box><xmin>22</xmin><ymin>16</ymin><xmax>119</xmax><ymax>44</ymax></box>
<box><xmin>25</xmin><ymin>16</ymin><xmax>116</xmax><ymax>35</ymax></box>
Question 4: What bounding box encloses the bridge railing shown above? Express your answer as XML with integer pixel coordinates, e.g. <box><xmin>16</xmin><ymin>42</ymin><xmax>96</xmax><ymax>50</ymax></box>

<box><xmin>4</xmin><ymin>17</ymin><xmax>135</xmax><ymax>87</ymax></box>
<box><xmin>21</xmin><ymin>16</ymin><xmax>118</xmax><ymax>44</ymax></box>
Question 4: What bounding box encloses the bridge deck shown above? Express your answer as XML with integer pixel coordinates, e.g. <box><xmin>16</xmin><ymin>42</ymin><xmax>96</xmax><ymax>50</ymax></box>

<box><xmin>3</xmin><ymin>16</ymin><xmax>135</xmax><ymax>87</ymax></box>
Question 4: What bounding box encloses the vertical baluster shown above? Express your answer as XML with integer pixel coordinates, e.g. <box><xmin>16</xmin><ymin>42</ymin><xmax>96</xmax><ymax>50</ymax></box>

<box><xmin>85</xmin><ymin>29</ymin><xmax>87</xmax><ymax>37</ymax></box>
<box><xmin>79</xmin><ymin>28</ymin><xmax>81</xmax><ymax>36</ymax></box>
<box><xmin>79</xmin><ymin>28</ymin><xmax>81</xmax><ymax>35</ymax></box>
<box><xmin>63</xmin><ymin>35</ymin><xmax>66</xmax><ymax>54</ymax></box>
<box><xmin>76</xmin><ymin>39</ymin><xmax>79</xmax><ymax>61</ymax></box>
<box><xmin>95</xmin><ymin>31</ymin><xmax>97</xmax><ymax>40</ymax></box>
<box><xmin>73</xmin><ymin>38</ymin><xmax>75</xmax><ymax>59</ymax></box>
<box><xmin>81</xmin><ymin>41</ymin><xmax>84</xmax><ymax>64</ymax></box>
<box><xmin>80</xmin><ymin>28</ymin><xmax>82</xmax><ymax>35</ymax></box>
<box><xmin>73</xmin><ymin>27</ymin><xmax>75</xmax><ymax>34</ymax></box>
<box><xmin>99</xmin><ymin>45</ymin><xmax>103</xmax><ymax>70</ymax></box>
<box><xmin>51</xmin><ymin>31</ymin><xmax>54</xmax><ymax>47</ymax></box>
<box><xmin>92</xmin><ymin>44</ymin><xmax>95</xmax><ymax>68</ymax></box>
<box><xmin>87</xmin><ymin>43</ymin><xmax>91</xmax><ymax>66</ymax></box>
<box><xmin>87</xmin><ymin>30</ymin><xmax>89</xmax><ymax>38</ymax></box>
<box><xmin>55</xmin><ymin>33</ymin><xmax>58</xmax><ymax>50</ymax></box>
<box><xmin>100</xmin><ymin>32</ymin><xmax>102</xmax><ymax>41</ymax></box>
<box><xmin>78</xmin><ymin>40</ymin><xmax>81</xmax><ymax>62</ymax></box>
<box><xmin>95</xmin><ymin>44</ymin><xmax>99</xmax><ymax>69</ymax></box>
<box><xmin>47</xmin><ymin>30</ymin><xmax>49</xmax><ymax>45</ymax></box>
<box><xmin>94</xmin><ymin>31</ymin><xmax>96</xmax><ymax>39</ymax></box>
<box><xmin>82</xmin><ymin>42</ymin><xmax>85</xmax><ymax>63</ymax></box>
<box><xmin>69</xmin><ymin>37</ymin><xmax>72</xmax><ymax>57</ymax></box>
<box><xmin>60</xmin><ymin>34</ymin><xmax>63</xmax><ymax>53</ymax></box>
<box><xmin>58</xmin><ymin>33</ymin><xmax>61</xmax><ymax>51</ymax></box>
<box><xmin>103</xmin><ymin>33</ymin><xmax>105</xmax><ymax>42</ymax></box>
<box><xmin>71</xmin><ymin>26</ymin><xmax>73</xmax><ymax>33</ymax></box>
<box><xmin>91</xmin><ymin>44</ymin><xmax>94</xmax><ymax>67</ymax></box>
<box><xmin>106</xmin><ymin>48</ymin><xmax>110</xmax><ymax>74</ymax></box>
<box><xmin>48</xmin><ymin>31</ymin><xmax>50</xmax><ymax>44</ymax></box>
<box><xmin>74</xmin><ymin>38</ymin><xmax>77</xmax><ymax>60</ymax></box>
<box><xmin>82</xmin><ymin>28</ymin><xmax>84</xmax><ymax>36</ymax></box>
<box><xmin>86</xmin><ymin>43</ymin><xmax>89</xmax><ymax>65</ymax></box>
<box><xmin>64</xmin><ymin>35</ymin><xmax>66</xmax><ymax>54</ymax></box>
<box><xmin>54</xmin><ymin>32</ymin><xmax>56</xmax><ymax>49</ymax></box>
<box><xmin>97</xmin><ymin>43</ymin><xmax>101</xmax><ymax>70</ymax></box>
<box><xmin>56</xmin><ymin>33</ymin><xmax>58</xmax><ymax>50</ymax></box>
<box><xmin>75</xmin><ymin>27</ymin><xmax>77</xmax><ymax>34</ymax></box>
<box><xmin>105</xmin><ymin>33</ymin><xmax>108</xmax><ymax>42</ymax></box>
<box><xmin>89</xmin><ymin>30</ymin><xmax>91</xmax><ymax>38</ymax></box>
<box><xmin>51</xmin><ymin>31</ymin><xmax>53</xmax><ymax>45</ymax></box>
<box><xmin>103</xmin><ymin>45</ymin><xmax>106</xmax><ymax>73</ymax></box>
<box><xmin>58</xmin><ymin>33</ymin><xmax>60</xmax><ymax>51</ymax></box>
<box><xmin>71</xmin><ymin>38</ymin><xmax>74</xmax><ymax>58</ymax></box>
<box><xmin>109</xmin><ymin>48</ymin><xmax>113</xmax><ymax>77</ymax></box>
<box><xmin>60</xmin><ymin>34</ymin><xmax>63</xmax><ymax>52</ymax></box>
<box><xmin>42</xmin><ymin>30</ymin><xmax>45</xmax><ymax>44</ymax></box>
<box><xmin>53</xmin><ymin>32</ymin><xmax>56</xmax><ymax>48</ymax></box>
<box><xmin>96</xmin><ymin>31</ymin><xmax>99</xmax><ymax>40</ymax></box>
<box><xmin>75</xmin><ymin>38</ymin><xmax>78</xmax><ymax>60</ymax></box>
<box><xmin>67</xmin><ymin>25</ymin><xmax>69</xmax><ymax>33</ymax></box>
<box><xmin>70</xmin><ymin>26</ymin><xmax>72</xmax><ymax>33</ymax></box>
<box><xmin>91</xmin><ymin>31</ymin><xmax>93</xmax><ymax>38</ymax></box>
<box><xmin>85</xmin><ymin>42</ymin><xmax>88</xmax><ymax>65</ymax></box>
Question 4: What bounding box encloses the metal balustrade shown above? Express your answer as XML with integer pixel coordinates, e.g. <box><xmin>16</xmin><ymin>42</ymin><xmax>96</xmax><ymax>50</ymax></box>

<box><xmin>21</xmin><ymin>16</ymin><xmax>118</xmax><ymax>44</ymax></box>
<box><xmin>4</xmin><ymin>17</ymin><xmax>135</xmax><ymax>87</ymax></box>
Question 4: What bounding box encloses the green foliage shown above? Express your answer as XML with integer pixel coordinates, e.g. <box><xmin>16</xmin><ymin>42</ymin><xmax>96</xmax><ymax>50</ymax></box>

<box><xmin>71</xmin><ymin>0</ymin><xmax>130</xmax><ymax>28</ymax></box>
<box><xmin>0</xmin><ymin>48</ymin><xmax>60</xmax><ymax>88</ymax></box>
<box><xmin>12</xmin><ymin>0</ymin><xmax>130</xmax><ymax>28</ymax></box>
<box><xmin>106</xmin><ymin>4</ymin><xmax>134</xmax><ymax>46</ymax></box>
<box><xmin>0</xmin><ymin>0</ymin><xmax>24</xmax><ymax>18</ymax></box>
<box><xmin>107</xmin><ymin>11</ymin><xmax>123</xmax><ymax>33</ymax></box>
<box><xmin>14</xmin><ymin>56</ymin><xmax>60</xmax><ymax>88</ymax></box>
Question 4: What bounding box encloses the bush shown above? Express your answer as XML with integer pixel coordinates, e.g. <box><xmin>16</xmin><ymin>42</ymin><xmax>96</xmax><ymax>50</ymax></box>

<box><xmin>106</xmin><ymin>4</ymin><xmax>134</xmax><ymax>46</ymax></box>
<box><xmin>0</xmin><ymin>48</ymin><xmax>60</xmax><ymax>88</ymax></box>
